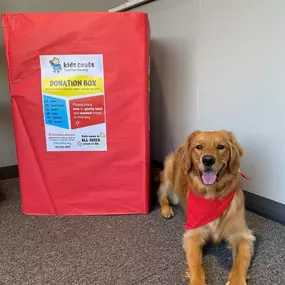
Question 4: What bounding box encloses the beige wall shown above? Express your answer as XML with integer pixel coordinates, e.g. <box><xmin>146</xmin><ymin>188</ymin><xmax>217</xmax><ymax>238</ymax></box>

<box><xmin>133</xmin><ymin>0</ymin><xmax>285</xmax><ymax>204</ymax></box>
<box><xmin>0</xmin><ymin>0</ymin><xmax>123</xmax><ymax>167</ymax></box>
<box><xmin>134</xmin><ymin>0</ymin><xmax>198</xmax><ymax>162</ymax></box>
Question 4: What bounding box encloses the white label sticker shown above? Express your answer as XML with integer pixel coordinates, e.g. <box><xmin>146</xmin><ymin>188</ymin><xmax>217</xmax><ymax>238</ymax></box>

<box><xmin>40</xmin><ymin>55</ymin><xmax>107</xmax><ymax>151</ymax></box>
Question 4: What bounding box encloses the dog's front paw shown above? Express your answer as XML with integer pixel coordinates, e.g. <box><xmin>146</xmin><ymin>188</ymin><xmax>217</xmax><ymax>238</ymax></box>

<box><xmin>160</xmin><ymin>205</ymin><xmax>174</xmax><ymax>219</ymax></box>
<box><xmin>189</xmin><ymin>279</ymin><xmax>206</xmax><ymax>285</ymax></box>
<box><xmin>226</xmin><ymin>279</ymin><xmax>247</xmax><ymax>285</ymax></box>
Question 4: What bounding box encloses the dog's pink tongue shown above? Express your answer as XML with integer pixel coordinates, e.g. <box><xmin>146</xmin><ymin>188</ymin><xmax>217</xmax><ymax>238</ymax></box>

<box><xmin>202</xmin><ymin>171</ymin><xmax>217</xmax><ymax>185</ymax></box>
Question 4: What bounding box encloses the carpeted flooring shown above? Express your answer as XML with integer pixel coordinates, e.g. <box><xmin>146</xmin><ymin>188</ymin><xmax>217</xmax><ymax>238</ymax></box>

<box><xmin>0</xmin><ymin>179</ymin><xmax>285</xmax><ymax>285</ymax></box>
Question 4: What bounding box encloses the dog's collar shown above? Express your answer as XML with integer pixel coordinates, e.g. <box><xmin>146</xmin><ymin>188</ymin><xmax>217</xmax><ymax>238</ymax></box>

<box><xmin>239</xmin><ymin>170</ymin><xmax>251</xmax><ymax>180</ymax></box>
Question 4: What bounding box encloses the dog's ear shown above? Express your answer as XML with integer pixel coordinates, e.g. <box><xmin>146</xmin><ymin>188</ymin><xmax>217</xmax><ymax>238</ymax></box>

<box><xmin>176</xmin><ymin>130</ymin><xmax>201</xmax><ymax>174</ymax></box>
<box><xmin>221</xmin><ymin>130</ymin><xmax>244</xmax><ymax>174</ymax></box>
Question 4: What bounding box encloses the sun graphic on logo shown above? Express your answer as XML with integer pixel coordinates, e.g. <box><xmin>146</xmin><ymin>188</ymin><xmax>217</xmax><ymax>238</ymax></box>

<box><xmin>77</xmin><ymin>141</ymin><xmax>82</xmax><ymax>147</ymax></box>
<box><xmin>100</xmin><ymin>132</ymin><xmax>105</xmax><ymax>138</ymax></box>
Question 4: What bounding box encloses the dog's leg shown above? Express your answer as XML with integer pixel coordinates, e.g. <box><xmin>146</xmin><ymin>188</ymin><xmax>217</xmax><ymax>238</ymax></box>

<box><xmin>158</xmin><ymin>183</ymin><xmax>174</xmax><ymax>219</ymax></box>
<box><xmin>184</xmin><ymin>232</ymin><xmax>206</xmax><ymax>285</ymax></box>
<box><xmin>227</xmin><ymin>237</ymin><xmax>254</xmax><ymax>285</ymax></box>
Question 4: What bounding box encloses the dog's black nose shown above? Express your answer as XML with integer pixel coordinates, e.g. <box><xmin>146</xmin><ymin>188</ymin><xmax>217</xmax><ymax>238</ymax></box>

<box><xmin>202</xmin><ymin>155</ymin><xmax>216</xmax><ymax>167</ymax></box>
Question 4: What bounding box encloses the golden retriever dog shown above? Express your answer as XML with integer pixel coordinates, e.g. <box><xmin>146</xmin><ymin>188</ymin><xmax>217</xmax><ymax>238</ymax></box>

<box><xmin>158</xmin><ymin>130</ymin><xmax>255</xmax><ymax>285</ymax></box>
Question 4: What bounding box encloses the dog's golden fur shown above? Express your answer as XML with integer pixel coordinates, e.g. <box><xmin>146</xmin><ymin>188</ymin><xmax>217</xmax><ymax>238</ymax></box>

<box><xmin>158</xmin><ymin>130</ymin><xmax>255</xmax><ymax>285</ymax></box>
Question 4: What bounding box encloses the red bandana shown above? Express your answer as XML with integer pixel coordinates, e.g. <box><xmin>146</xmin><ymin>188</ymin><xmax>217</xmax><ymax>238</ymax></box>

<box><xmin>185</xmin><ymin>189</ymin><xmax>235</xmax><ymax>230</ymax></box>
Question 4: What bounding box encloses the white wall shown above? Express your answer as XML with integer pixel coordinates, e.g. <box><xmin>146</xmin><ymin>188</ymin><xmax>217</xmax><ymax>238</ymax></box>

<box><xmin>134</xmin><ymin>0</ymin><xmax>285</xmax><ymax>204</ymax></box>
<box><xmin>2</xmin><ymin>0</ymin><xmax>285</xmax><ymax>204</ymax></box>
<box><xmin>0</xmin><ymin>0</ymin><xmax>123</xmax><ymax>167</ymax></box>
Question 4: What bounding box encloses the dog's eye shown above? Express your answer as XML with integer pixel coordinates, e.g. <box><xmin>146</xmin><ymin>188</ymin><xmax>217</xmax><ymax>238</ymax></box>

<box><xmin>217</xmin><ymin>144</ymin><xmax>225</xmax><ymax>150</ymax></box>
<box><xmin>196</xmin><ymin>145</ymin><xmax>203</xmax><ymax>150</ymax></box>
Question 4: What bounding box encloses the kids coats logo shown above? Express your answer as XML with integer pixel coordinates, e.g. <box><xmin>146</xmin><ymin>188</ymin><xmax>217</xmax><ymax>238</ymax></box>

<box><xmin>49</xmin><ymin>57</ymin><xmax>96</xmax><ymax>73</ymax></box>
<box><xmin>49</xmin><ymin>57</ymin><xmax>62</xmax><ymax>73</ymax></box>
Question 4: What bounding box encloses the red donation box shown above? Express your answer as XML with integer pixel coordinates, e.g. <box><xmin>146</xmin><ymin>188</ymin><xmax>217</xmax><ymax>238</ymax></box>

<box><xmin>2</xmin><ymin>12</ymin><xmax>150</xmax><ymax>215</ymax></box>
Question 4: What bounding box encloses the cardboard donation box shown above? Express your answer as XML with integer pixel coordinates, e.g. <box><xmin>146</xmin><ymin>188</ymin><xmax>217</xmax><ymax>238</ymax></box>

<box><xmin>2</xmin><ymin>12</ymin><xmax>150</xmax><ymax>215</ymax></box>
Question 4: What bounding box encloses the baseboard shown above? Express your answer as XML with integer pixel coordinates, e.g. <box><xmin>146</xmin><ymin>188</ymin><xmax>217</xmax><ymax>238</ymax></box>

<box><xmin>2</xmin><ymin>163</ymin><xmax>285</xmax><ymax>225</ymax></box>
<box><xmin>0</xmin><ymin>165</ymin><xmax>19</xmax><ymax>181</ymax></box>
<box><xmin>244</xmin><ymin>191</ymin><xmax>285</xmax><ymax>226</ymax></box>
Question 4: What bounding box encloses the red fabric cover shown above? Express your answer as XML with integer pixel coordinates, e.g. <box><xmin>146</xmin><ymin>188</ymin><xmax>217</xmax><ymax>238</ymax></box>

<box><xmin>2</xmin><ymin>12</ymin><xmax>150</xmax><ymax>215</ymax></box>
<box><xmin>185</xmin><ymin>189</ymin><xmax>235</xmax><ymax>230</ymax></box>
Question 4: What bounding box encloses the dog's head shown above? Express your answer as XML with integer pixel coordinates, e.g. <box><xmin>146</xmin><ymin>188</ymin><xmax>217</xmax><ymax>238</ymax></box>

<box><xmin>177</xmin><ymin>130</ymin><xmax>243</xmax><ymax>187</ymax></box>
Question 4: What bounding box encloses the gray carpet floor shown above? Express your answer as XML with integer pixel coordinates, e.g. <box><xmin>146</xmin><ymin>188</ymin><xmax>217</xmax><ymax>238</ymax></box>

<box><xmin>0</xmin><ymin>179</ymin><xmax>285</xmax><ymax>285</ymax></box>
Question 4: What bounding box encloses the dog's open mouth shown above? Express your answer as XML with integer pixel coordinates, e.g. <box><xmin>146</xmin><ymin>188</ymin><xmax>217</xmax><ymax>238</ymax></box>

<box><xmin>201</xmin><ymin>167</ymin><xmax>224</xmax><ymax>185</ymax></box>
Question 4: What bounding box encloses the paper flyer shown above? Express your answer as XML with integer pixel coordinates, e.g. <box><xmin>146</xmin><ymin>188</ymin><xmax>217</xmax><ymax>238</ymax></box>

<box><xmin>40</xmin><ymin>55</ymin><xmax>107</xmax><ymax>151</ymax></box>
